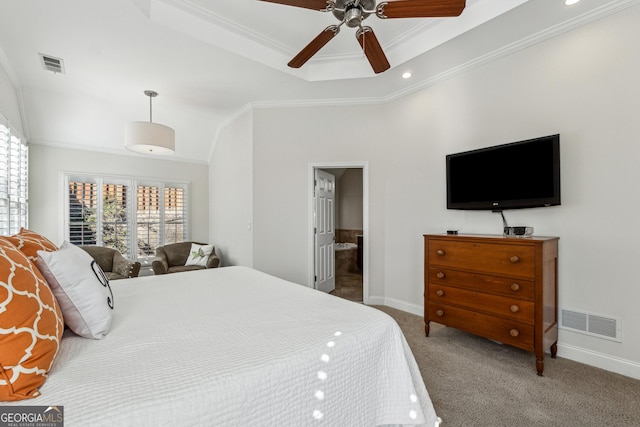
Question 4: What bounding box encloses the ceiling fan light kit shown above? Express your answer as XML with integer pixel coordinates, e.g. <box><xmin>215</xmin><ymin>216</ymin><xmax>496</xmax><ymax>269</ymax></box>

<box><xmin>261</xmin><ymin>0</ymin><xmax>466</xmax><ymax>74</ymax></box>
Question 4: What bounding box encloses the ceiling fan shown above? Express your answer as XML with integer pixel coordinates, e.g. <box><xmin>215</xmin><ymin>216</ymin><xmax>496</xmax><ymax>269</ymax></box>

<box><xmin>259</xmin><ymin>0</ymin><xmax>466</xmax><ymax>74</ymax></box>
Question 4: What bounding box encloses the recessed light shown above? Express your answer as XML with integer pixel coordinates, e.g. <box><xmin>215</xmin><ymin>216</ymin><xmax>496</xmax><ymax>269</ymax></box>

<box><xmin>565</xmin><ymin>0</ymin><xmax>580</xmax><ymax>5</ymax></box>
<box><xmin>402</xmin><ymin>72</ymin><xmax>412</xmax><ymax>79</ymax></box>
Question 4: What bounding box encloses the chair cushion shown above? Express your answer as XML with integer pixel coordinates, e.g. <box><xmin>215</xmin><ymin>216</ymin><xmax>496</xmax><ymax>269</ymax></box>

<box><xmin>105</xmin><ymin>272</ymin><xmax>126</xmax><ymax>281</ymax></box>
<box><xmin>167</xmin><ymin>265</ymin><xmax>206</xmax><ymax>274</ymax></box>
<box><xmin>36</xmin><ymin>241</ymin><xmax>114</xmax><ymax>339</ymax></box>
<box><xmin>0</xmin><ymin>237</ymin><xmax>64</xmax><ymax>401</ymax></box>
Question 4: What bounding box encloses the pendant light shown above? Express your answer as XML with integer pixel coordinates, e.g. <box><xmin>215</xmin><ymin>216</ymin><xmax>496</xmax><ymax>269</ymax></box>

<box><xmin>125</xmin><ymin>90</ymin><xmax>175</xmax><ymax>155</ymax></box>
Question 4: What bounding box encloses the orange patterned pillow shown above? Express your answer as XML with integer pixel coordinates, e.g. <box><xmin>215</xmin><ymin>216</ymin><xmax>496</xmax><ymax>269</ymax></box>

<box><xmin>5</xmin><ymin>228</ymin><xmax>58</xmax><ymax>263</ymax></box>
<box><xmin>0</xmin><ymin>236</ymin><xmax>64</xmax><ymax>401</ymax></box>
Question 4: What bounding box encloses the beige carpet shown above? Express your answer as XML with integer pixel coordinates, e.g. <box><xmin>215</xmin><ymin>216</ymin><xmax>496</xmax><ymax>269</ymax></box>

<box><xmin>375</xmin><ymin>305</ymin><xmax>640</xmax><ymax>427</ymax></box>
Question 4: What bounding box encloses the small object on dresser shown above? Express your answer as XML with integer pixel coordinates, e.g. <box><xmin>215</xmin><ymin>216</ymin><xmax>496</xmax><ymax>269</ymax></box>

<box><xmin>504</xmin><ymin>226</ymin><xmax>534</xmax><ymax>237</ymax></box>
<box><xmin>446</xmin><ymin>230</ymin><xmax>458</xmax><ymax>235</ymax></box>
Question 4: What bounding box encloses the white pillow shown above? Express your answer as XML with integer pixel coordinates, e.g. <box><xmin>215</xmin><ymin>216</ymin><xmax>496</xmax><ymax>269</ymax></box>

<box><xmin>184</xmin><ymin>243</ymin><xmax>214</xmax><ymax>267</ymax></box>
<box><xmin>36</xmin><ymin>241</ymin><xmax>114</xmax><ymax>339</ymax></box>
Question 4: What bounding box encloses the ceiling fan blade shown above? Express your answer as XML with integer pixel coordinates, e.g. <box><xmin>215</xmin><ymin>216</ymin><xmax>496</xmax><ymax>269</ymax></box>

<box><xmin>356</xmin><ymin>27</ymin><xmax>390</xmax><ymax>74</ymax></box>
<box><xmin>288</xmin><ymin>26</ymin><xmax>340</xmax><ymax>68</ymax></box>
<box><xmin>376</xmin><ymin>0</ymin><xmax>465</xmax><ymax>19</ymax></box>
<box><xmin>258</xmin><ymin>0</ymin><xmax>332</xmax><ymax>12</ymax></box>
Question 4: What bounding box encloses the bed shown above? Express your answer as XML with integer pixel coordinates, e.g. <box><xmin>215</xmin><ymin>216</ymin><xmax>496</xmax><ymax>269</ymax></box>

<box><xmin>5</xmin><ymin>266</ymin><xmax>439</xmax><ymax>426</ymax></box>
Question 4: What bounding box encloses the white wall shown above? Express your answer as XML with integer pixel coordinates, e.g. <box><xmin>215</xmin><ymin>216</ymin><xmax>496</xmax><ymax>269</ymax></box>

<box><xmin>28</xmin><ymin>144</ymin><xmax>210</xmax><ymax>246</ymax></box>
<box><xmin>215</xmin><ymin>5</ymin><xmax>640</xmax><ymax>378</ymax></box>
<box><xmin>253</xmin><ymin>104</ymin><xmax>388</xmax><ymax>293</ymax></box>
<box><xmin>337</xmin><ymin>169</ymin><xmax>363</xmax><ymax>231</ymax></box>
<box><xmin>209</xmin><ymin>109</ymin><xmax>253</xmax><ymax>267</ymax></box>
<box><xmin>0</xmin><ymin>62</ymin><xmax>25</xmax><ymax>136</ymax></box>
<box><xmin>376</xmin><ymin>6</ymin><xmax>640</xmax><ymax>379</ymax></box>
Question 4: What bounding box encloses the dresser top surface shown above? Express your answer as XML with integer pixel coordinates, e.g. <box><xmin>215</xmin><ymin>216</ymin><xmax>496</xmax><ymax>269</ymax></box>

<box><xmin>424</xmin><ymin>233</ymin><xmax>559</xmax><ymax>242</ymax></box>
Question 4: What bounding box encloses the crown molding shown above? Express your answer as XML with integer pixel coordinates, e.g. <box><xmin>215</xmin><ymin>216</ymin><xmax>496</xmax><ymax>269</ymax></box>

<box><xmin>245</xmin><ymin>0</ymin><xmax>640</xmax><ymax>108</ymax></box>
<box><xmin>28</xmin><ymin>138</ymin><xmax>209</xmax><ymax>165</ymax></box>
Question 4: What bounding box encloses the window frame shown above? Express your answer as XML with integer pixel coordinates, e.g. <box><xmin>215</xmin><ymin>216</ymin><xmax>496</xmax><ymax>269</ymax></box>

<box><xmin>0</xmin><ymin>113</ymin><xmax>28</xmax><ymax>236</ymax></box>
<box><xmin>63</xmin><ymin>172</ymin><xmax>189</xmax><ymax>261</ymax></box>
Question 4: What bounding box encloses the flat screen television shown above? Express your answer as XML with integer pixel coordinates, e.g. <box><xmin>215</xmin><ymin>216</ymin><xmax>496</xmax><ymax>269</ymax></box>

<box><xmin>446</xmin><ymin>134</ymin><xmax>560</xmax><ymax>211</ymax></box>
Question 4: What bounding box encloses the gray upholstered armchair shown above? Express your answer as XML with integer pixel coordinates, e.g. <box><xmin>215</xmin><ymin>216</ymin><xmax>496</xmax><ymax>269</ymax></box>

<box><xmin>79</xmin><ymin>245</ymin><xmax>141</xmax><ymax>280</ymax></box>
<box><xmin>152</xmin><ymin>241</ymin><xmax>220</xmax><ymax>275</ymax></box>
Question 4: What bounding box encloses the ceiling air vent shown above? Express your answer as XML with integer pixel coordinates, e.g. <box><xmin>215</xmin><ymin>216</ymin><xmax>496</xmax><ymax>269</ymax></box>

<box><xmin>39</xmin><ymin>53</ymin><xmax>65</xmax><ymax>74</ymax></box>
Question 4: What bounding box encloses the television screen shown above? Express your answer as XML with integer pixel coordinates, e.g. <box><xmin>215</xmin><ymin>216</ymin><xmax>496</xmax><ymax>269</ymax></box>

<box><xmin>446</xmin><ymin>134</ymin><xmax>560</xmax><ymax>210</ymax></box>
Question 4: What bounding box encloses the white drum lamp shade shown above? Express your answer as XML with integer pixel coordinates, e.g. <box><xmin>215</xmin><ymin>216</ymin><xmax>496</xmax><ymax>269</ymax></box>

<box><xmin>125</xmin><ymin>121</ymin><xmax>175</xmax><ymax>155</ymax></box>
<box><xmin>125</xmin><ymin>90</ymin><xmax>175</xmax><ymax>155</ymax></box>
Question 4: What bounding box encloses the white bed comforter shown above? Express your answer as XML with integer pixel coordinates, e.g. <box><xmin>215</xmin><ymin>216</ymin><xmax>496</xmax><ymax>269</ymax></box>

<box><xmin>9</xmin><ymin>266</ymin><xmax>439</xmax><ymax>426</ymax></box>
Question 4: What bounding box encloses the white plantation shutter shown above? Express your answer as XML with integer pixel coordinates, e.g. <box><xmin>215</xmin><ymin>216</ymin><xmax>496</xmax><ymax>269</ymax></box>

<box><xmin>101</xmin><ymin>181</ymin><xmax>132</xmax><ymax>257</ymax></box>
<box><xmin>136</xmin><ymin>184</ymin><xmax>161</xmax><ymax>258</ymax></box>
<box><xmin>164</xmin><ymin>185</ymin><xmax>188</xmax><ymax>245</ymax></box>
<box><xmin>0</xmin><ymin>114</ymin><xmax>28</xmax><ymax>236</ymax></box>
<box><xmin>0</xmin><ymin>124</ymin><xmax>8</xmax><ymax>235</ymax></box>
<box><xmin>65</xmin><ymin>173</ymin><xmax>188</xmax><ymax>261</ymax></box>
<box><xmin>68</xmin><ymin>179</ymin><xmax>99</xmax><ymax>245</ymax></box>
<box><xmin>135</xmin><ymin>182</ymin><xmax>188</xmax><ymax>259</ymax></box>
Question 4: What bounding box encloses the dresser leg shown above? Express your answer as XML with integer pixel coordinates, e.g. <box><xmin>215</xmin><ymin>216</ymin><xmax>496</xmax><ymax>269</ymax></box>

<box><xmin>425</xmin><ymin>320</ymin><xmax>430</xmax><ymax>337</ymax></box>
<box><xmin>536</xmin><ymin>358</ymin><xmax>544</xmax><ymax>376</ymax></box>
<box><xmin>550</xmin><ymin>342</ymin><xmax>558</xmax><ymax>358</ymax></box>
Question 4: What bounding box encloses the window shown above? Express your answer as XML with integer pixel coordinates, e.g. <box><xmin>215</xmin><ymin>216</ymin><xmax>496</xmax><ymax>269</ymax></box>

<box><xmin>135</xmin><ymin>184</ymin><xmax>186</xmax><ymax>258</ymax></box>
<box><xmin>0</xmin><ymin>114</ymin><xmax>28</xmax><ymax>236</ymax></box>
<box><xmin>65</xmin><ymin>174</ymin><xmax>188</xmax><ymax>260</ymax></box>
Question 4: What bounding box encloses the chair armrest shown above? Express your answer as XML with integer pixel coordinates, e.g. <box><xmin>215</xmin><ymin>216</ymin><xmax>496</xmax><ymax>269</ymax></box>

<box><xmin>112</xmin><ymin>252</ymin><xmax>141</xmax><ymax>278</ymax></box>
<box><xmin>205</xmin><ymin>253</ymin><xmax>221</xmax><ymax>269</ymax></box>
<box><xmin>152</xmin><ymin>258</ymin><xmax>168</xmax><ymax>275</ymax></box>
<box><xmin>128</xmin><ymin>262</ymin><xmax>142</xmax><ymax>278</ymax></box>
<box><xmin>152</xmin><ymin>248</ymin><xmax>170</xmax><ymax>274</ymax></box>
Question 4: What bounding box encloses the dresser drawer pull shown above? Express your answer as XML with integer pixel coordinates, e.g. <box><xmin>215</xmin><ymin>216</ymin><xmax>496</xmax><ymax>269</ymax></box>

<box><xmin>510</xmin><ymin>283</ymin><xmax>520</xmax><ymax>292</ymax></box>
<box><xmin>510</xmin><ymin>255</ymin><xmax>520</xmax><ymax>263</ymax></box>
<box><xmin>435</xmin><ymin>309</ymin><xmax>444</xmax><ymax>317</ymax></box>
<box><xmin>510</xmin><ymin>304</ymin><xmax>520</xmax><ymax>313</ymax></box>
<box><xmin>509</xmin><ymin>328</ymin><xmax>520</xmax><ymax>337</ymax></box>
<box><xmin>436</xmin><ymin>290</ymin><xmax>445</xmax><ymax>297</ymax></box>
<box><xmin>436</xmin><ymin>272</ymin><xmax>446</xmax><ymax>279</ymax></box>
<box><xmin>436</xmin><ymin>249</ymin><xmax>445</xmax><ymax>256</ymax></box>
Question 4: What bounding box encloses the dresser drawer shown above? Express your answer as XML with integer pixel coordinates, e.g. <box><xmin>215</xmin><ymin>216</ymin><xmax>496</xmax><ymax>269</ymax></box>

<box><xmin>428</xmin><ymin>302</ymin><xmax>534</xmax><ymax>351</ymax></box>
<box><xmin>427</xmin><ymin>267</ymin><xmax>534</xmax><ymax>300</ymax></box>
<box><xmin>428</xmin><ymin>240</ymin><xmax>535</xmax><ymax>278</ymax></box>
<box><xmin>428</xmin><ymin>285</ymin><xmax>535</xmax><ymax>324</ymax></box>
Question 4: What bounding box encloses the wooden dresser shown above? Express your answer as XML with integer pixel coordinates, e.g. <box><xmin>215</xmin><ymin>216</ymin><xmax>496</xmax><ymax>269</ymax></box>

<box><xmin>424</xmin><ymin>234</ymin><xmax>559</xmax><ymax>375</ymax></box>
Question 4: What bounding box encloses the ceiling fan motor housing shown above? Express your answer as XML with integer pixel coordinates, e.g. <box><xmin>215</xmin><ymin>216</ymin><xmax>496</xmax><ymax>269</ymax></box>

<box><xmin>333</xmin><ymin>0</ymin><xmax>375</xmax><ymax>27</ymax></box>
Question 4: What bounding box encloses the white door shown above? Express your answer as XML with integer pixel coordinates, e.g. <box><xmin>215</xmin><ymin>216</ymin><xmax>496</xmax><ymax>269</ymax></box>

<box><xmin>314</xmin><ymin>169</ymin><xmax>335</xmax><ymax>293</ymax></box>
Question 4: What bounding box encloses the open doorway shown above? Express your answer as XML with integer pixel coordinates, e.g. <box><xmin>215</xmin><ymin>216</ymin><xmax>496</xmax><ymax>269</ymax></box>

<box><xmin>308</xmin><ymin>162</ymin><xmax>368</xmax><ymax>304</ymax></box>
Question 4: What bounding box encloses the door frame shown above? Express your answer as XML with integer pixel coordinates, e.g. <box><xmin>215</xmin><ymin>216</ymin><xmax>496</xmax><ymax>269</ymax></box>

<box><xmin>308</xmin><ymin>162</ymin><xmax>369</xmax><ymax>304</ymax></box>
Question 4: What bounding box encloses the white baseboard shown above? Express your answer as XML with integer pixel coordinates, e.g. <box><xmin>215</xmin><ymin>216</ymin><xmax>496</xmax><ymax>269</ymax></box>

<box><xmin>558</xmin><ymin>343</ymin><xmax>640</xmax><ymax>380</ymax></box>
<box><xmin>368</xmin><ymin>296</ymin><xmax>640</xmax><ymax>381</ymax></box>
<box><xmin>366</xmin><ymin>295</ymin><xmax>422</xmax><ymax>316</ymax></box>
<box><xmin>365</xmin><ymin>295</ymin><xmax>385</xmax><ymax>306</ymax></box>
<box><xmin>382</xmin><ymin>297</ymin><xmax>424</xmax><ymax>316</ymax></box>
